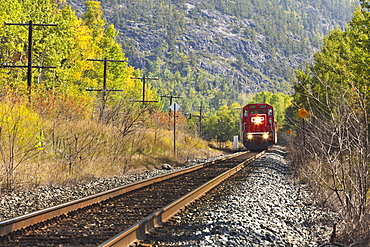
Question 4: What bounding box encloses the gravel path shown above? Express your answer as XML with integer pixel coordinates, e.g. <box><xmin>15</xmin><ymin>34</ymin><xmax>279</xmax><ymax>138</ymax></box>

<box><xmin>142</xmin><ymin>146</ymin><xmax>339</xmax><ymax>246</ymax></box>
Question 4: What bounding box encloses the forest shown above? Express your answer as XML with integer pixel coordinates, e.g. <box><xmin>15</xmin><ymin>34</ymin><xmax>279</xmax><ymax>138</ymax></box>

<box><xmin>288</xmin><ymin>0</ymin><xmax>370</xmax><ymax>244</ymax></box>
<box><xmin>69</xmin><ymin>0</ymin><xmax>358</xmax><ymax>113</ymax></box>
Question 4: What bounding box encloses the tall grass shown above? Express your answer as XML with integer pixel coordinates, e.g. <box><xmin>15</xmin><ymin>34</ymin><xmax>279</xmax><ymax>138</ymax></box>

<box><xmin>0</xmin><ymin>100</ymin><xmax>220</xmax><ymax>189</ymax></box>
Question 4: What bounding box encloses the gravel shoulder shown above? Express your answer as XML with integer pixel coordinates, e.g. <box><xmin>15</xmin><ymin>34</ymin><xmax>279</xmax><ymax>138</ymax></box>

<box><xmin>142</xmin><ymin>146</ymin><xmax>339</xmax><ymax>246</ymax></box>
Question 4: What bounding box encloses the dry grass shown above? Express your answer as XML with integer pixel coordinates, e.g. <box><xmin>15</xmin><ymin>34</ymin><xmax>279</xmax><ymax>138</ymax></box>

<box><xmin>2</xmin><ymin>118</ymin><xmax>222</xmax><ymax>189</ymax></box>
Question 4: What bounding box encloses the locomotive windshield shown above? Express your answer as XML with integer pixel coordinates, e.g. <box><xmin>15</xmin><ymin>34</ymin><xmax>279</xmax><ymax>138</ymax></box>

<box><xmin>250</xmin><ymin>109</ymin><xmax>267</xmax><ymax>114</ymax></box>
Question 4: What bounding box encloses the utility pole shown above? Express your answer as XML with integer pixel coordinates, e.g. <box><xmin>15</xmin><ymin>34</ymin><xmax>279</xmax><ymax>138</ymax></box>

<box><xmin>3</xmin><ymin>20</ymin><xmax>57</xmax><ymax>101</ymax></box>
<box><xmin>198</xmin><ymin>103</ymin><xmax>203</xmax><ymax>137</ymax></box>
<box><xmin>170</xmin><ymin>102</ymin><xmax>181</xmax><ymax>156</ymax></box>
<box><xmin>86</xmin><ymin>58</ymin><xmax>126</xmax><ymax>121</ymax></box>
<box><xmin>186</xmin><ymin>103</ymin><xmax>204</xmax><ymax>137</ymax></box>
<box><xmin>131</xmin><ymin>75</ymin><xmax>159</xmax><ymax>104</ymax></box>
<box><xmin>160</xmin><ymin>94</ymin><xmax>182</xmax><ymax>107</ymax></box>
<box><xmin>218</xmin><ymin>119</ymin><xmax>222</xmax><ymax>149</ymax></box>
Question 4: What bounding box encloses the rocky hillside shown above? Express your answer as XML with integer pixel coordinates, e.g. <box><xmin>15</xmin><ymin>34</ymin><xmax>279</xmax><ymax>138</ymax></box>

<box><xmin>66</xmin><ymin>0</ymin><xmax>358</xmax><ymax>110</ymax></box>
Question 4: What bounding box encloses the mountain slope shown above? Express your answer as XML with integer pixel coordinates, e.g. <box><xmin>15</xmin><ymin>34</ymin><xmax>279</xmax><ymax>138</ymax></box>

<box><xmin>67</xmin><ymin>0</ymin><xmax>358</xmax><ymax>111</ymax></box>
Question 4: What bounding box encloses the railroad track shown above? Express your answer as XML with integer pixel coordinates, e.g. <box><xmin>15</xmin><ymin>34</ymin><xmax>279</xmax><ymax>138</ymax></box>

<box><xmin>0</xmin><ymin>150</ymin><xmax>265</xmax><ymax>247</ymax></box>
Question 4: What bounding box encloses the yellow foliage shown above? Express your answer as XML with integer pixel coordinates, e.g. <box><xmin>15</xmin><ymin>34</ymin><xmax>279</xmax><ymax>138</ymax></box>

<box><xmin>0</xmin><ymin>102</ymin><xmax>43</xmax><ymax>147</ymax></box>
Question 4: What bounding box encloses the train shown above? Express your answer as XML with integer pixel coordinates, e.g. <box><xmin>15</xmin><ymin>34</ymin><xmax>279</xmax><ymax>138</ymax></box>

<box><xmin>241</xmin><ymin>103</ymin><xmax>277</xmax><ymax>150</ymax></box>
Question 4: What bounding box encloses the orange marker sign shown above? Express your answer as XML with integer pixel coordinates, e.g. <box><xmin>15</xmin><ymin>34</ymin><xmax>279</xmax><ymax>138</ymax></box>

<box><xmin>298</xmin><ymin>108</ymin><xmax>309</xmax><ymax>118</ymax></box>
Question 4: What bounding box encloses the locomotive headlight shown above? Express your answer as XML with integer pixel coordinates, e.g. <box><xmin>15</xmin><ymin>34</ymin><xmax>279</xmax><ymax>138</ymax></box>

<box><xmin>251</xmin><ymin>117</ymin><xmax>263</xmax><ymax>124</ymax></box>
<box><xmin>262</xmin><ymin>133</ymin><xmax>269</xmax><ymax>139</ymax></box>
<box><xmin>247</xmin><ymin>134</ymin><xmax>253</xmax><ymax>139</ymax></box>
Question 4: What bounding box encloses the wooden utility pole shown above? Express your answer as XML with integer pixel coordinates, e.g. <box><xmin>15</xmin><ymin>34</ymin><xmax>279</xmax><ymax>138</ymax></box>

<box><xmin>186</xmin><ymin>103</ymin><xmax>204</xmax><ymax>137</ymax></box>
<box><xmin>86</xmin><ymin>58</ymin><xmax>126</xmax><ymax>121</ymax></box>
<box><xmin>3</xmin><ymin>20</ymin><xmax>57</xmax><ymax>101</ymax></box>
<box><xmin>131</xmin><ymin>75</ymin><xmax>159</xmax><ymax>103</ymax></box>
<box><xmin>170</xmin><ymin>102</ymin><xmax>181</xmax><ymax>156</ymax></box>
<box><xmin>160</xmin><ymin>94</ymin><xmax>182</xmax><ymax>107</ymax></box>
<box><xmin>198</xmin><ymin>103</ymin><xmax>203</xmax><ymax>137</ymax></box>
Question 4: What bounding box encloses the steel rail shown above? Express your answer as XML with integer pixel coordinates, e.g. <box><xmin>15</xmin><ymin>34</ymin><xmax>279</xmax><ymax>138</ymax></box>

<box><xmin>99</xmin><ymin>150</ymin><xmax>265</xmax><ymax>247</ymax></box>
<box><xmin>0</xmin><ymin>151</ymin><xmax>247</xmax><ymax>237</ymax></box>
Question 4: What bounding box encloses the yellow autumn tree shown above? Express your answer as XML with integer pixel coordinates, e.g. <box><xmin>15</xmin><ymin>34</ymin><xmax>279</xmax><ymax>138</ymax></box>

<box><xmin>0</xmin><ymin>102</ymin><xmax>44</xmax><ymax>189</ymax></box>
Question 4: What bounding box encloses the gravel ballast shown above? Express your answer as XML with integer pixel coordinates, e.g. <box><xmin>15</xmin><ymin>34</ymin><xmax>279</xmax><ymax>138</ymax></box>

<box><xmin>0</xmin><ymin>153</ymin><xmax>232</xmax><ymax>221</ymax></box>
<box><xmin>142</xmin><ymin>146</ymin><xmax>339</xmax><ymax>246</ymax></box>
<box><xmin>0</xmin><ymin>146</ymin><xmax>339</xmax><ymax>246</ymax></box>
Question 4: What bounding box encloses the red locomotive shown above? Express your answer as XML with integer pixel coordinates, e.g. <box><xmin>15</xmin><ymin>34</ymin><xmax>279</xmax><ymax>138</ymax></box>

<box><xmin>241</xmin><ymin>103</ymin><xmax>277</xmax><ymax>150</ymax></box>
